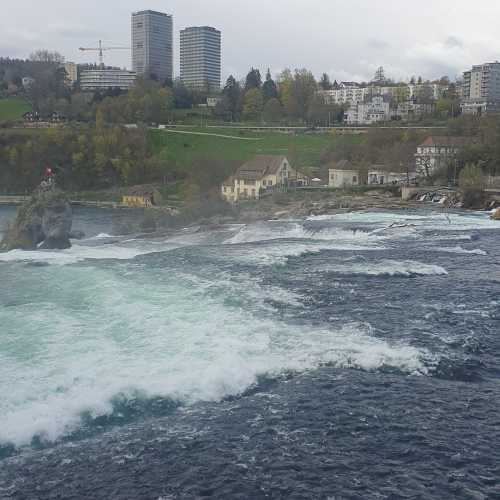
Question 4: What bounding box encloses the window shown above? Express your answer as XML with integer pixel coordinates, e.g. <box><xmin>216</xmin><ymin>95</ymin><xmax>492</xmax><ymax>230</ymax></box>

<box><xmin>262</xmin><ymin>180</ymin><xmax>266</xmax><ymax>186</ymax></box>
<box><xmin>353</xmin><ymin>176</ymin><xmax>358</xmax><ymax>183</ymax></box>
<box><xmin>136</xmin><ymin>23</ymin><xmax>143</xmax><ymax>28</ymax></box>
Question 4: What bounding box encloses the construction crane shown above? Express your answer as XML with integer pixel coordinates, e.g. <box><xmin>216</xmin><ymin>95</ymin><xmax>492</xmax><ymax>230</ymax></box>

<box><xmin>79</xmin><ymin>40</ymin><xmax>130</xmax><ymax>67</ymax></box>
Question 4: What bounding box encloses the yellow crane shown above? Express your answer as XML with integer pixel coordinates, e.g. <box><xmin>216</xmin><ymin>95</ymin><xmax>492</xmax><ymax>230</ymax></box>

<box><xmin>78</xmin><ymin>40</ymin><xmax>130</xmax><ymax>67</ymax></box>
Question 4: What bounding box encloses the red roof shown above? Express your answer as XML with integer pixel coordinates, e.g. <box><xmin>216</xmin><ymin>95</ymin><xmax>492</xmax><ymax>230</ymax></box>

<box><xmin>419</xmin><ymin>136</ymin><xmax>469</xmax><ymax>148</ymax></box>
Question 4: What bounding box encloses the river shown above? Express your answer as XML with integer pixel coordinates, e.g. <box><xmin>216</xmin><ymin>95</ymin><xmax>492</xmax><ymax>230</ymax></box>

<box><xmin>0</xmin><ymin>206</ymin><xmax>499</xmax><ymax>499</ymax></box>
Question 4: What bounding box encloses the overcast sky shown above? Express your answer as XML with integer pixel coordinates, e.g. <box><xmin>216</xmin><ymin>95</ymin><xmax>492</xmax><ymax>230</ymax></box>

<box><xmin>2</xmin><ymin>1</ymin><xmax>500</xmax><ymax>82</ymax></box>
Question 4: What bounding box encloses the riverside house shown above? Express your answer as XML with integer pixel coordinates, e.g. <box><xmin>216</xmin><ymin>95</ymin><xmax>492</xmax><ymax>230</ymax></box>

<box><xmin>328</xmin><ymin>160</ymin><xmax>360</xmax><ymax>188</ymax></box>
<box><xmin>415</xmin><ymin>136</ymin><xmax>469</xmax><ymax>178</ymax></box>
<box><xmin>221</xmin><ymin>155</ymin><xmax>293</xmax><ymax>203</ymax></box>
<box><xmin>122</xmin><ymin>186</ymin><xmax>159</xmax><ymax>207</ymax></box>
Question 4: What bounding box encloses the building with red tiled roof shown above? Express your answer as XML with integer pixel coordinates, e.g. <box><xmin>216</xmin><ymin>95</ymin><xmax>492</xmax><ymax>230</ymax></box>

<box><xmin>415</xmin><ymin>136</ymin><xmax>471</xmax><ymax>178</ymax></box>
<box><xmin>221</xmin><ymin>155</ymin><xmax>308</xmax><ymax>203</ymax></box>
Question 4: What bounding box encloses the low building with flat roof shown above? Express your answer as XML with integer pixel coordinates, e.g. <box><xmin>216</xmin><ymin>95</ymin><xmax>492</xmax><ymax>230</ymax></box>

<box><xmin>79</xmin><ymin>68</ymin><xmax>137</xmax><ymax>91</ymax></box>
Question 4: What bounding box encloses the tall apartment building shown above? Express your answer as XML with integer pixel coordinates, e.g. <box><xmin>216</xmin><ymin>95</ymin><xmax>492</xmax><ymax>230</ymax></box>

<box><xmin>180</xmin><ymin>26</ymin><xmax>221</xmax><ymax>91</ymax></box>
<box><xmin>132</xmin><ymin>10</ymin><xmax>173</xmax><ymax>83</ymax></box>
<box><xmin>461</xmin><ymin>62</ymin><xmax>500</xmax><ymax>115</ymax></box>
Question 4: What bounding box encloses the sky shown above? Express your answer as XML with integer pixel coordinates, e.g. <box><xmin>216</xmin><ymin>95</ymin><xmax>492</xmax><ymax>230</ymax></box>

<box><xmin>2</xmin><ymin>1</ymin><xmax>500</xmax><ymax>83</ymax></box>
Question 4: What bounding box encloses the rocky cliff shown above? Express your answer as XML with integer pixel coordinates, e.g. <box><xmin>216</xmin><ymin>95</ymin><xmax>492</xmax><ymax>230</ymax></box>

<box><xmin>1</xmin><ymin>188</ymin><xmax>73</xmax><ymax>251</ymax></box>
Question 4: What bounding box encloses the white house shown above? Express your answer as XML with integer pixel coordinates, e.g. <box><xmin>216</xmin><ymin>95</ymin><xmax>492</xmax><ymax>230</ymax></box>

<box><xmin>346</xmin><ymin>95</ymin><xmax>391</xmax><ymax>125</ymax></box>
<box><xmin>328</xmin><ymin>161</ymin><xmax>360</xmax><ymax>188</ymax></box>
<box><xmin>221</xmin><ymin>155</ymin><xmax>292</xmax><ymax>203</ymax></box>
<box><xmin>415</xmin><ymin>136</ymin><xmax>469</xmax><ymax>178</ymax></box>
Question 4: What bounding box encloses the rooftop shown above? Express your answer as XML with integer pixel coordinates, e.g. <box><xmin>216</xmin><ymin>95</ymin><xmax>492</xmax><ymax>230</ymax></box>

<box><xmin>132</xmin><ymin>10</ymin><xmax>171</xmax><ymax>17</ymax></box>
<box><xmin>419</xmin><ymin>136</ymin><xmax>470</xmax><ymax>147</ymax></box>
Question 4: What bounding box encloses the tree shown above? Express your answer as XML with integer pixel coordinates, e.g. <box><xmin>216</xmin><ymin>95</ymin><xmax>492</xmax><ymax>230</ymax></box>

<box><xmin>243</xmin><ymin>88</ymin><xmax>264</xmax><ymax>119</ymax></box>
<box><xmin>459</xmin><ymin>164</ymin><xmax>486</xmax><ymax>208</ymax></box>
<box><xmin>416</xmin><ymin>83</ymin><xmax>435</xmax><ymax>105</ymax></box>
<box><xmin>173</xmin><ymin>79</ymin><xmax>194</xmax><ymax>109</ymax></box>
<box><xmin>262</xmin><ymin>69</ymin><xmax>278</xmax><ymax>101</ymax></box>
<box><xmin>262</xmin><ymin>97</ymin><xmax>284</xmax><ymax>123</ymax></box>
<box><xmin>245</xmin><ymin>68</ymin><xmax>262</xmax><ymax>91</ymax></box>
<box><xmin>319</xmin><ymin>73</ymin><xmax>332</xmax><ymax>90</ymax></box>
<box><xmin>222</xmin><ymin>75</ymin><xmax>242</xmax><ymax>120</ymax></box>
<box><xmin>29</xmin><ymin>50</ymin><xmax>65</xmax><ymax>64</ymax></box>
<box><xmin>372</xmin><ymin>66</ymin><xmax>386</xmax><ymax>84</ymax></box>
<box><xmin>307</xmin><ymin>94</ymin><xmax>340</xmax><ymax>126</ymax></box>
<box><xmin>290</xmin><ymin>69</ymin><xmax>317</xmax><ymax>121</ymax></box>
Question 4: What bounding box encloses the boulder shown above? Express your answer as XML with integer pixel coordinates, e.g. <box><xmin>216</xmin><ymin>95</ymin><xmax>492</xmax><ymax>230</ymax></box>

<box><xmin>1</xmin><ymin>188</ymin><xmax>73</xmax><ymax>251</ymax></box>
<box><xmin>491</xmin><ymin>208</ymin><xmax>500</xmax><ymax>220</ymax></box>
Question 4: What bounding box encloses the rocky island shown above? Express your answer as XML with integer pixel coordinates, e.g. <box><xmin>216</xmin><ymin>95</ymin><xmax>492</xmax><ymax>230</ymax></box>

<box><xmin>1</xmin><ymin>187</ymin><xmax>73</xmax><ymax>251</ymax></box>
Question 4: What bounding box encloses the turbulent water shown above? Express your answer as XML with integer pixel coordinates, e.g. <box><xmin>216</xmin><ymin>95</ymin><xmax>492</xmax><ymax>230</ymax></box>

<box><xmin>0</xmin><ymin>206</ymin><xmax>499</xmax><ymax>499</ymax></box>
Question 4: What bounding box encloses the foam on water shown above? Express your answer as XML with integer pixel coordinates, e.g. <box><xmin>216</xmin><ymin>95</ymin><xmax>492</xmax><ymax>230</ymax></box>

<box><xmin>319</xmin><ymin>259</ymin><xmax>448</xmax><ymax>277</ymax></box>
<box><xmin>0</xmin><ymin>262</ymin><xmax>430</xmax><ymax>448</ymax></box>
<box><xmin>0</xmin><ymin>243</ymin><xmax>159</xmax><ymax>265</ymax></box>
<box><xmin>225</xmin><ymin>222</ymin><xmax>385</xmax><ymax>246</ymax></box>
<box><xmin>308</xmin><ymin>210</ymin><xmax>498</xmax><ymax>232</ymax></box>
<box><xmin>219</xmin><ymin>241</ymin><xmax>382</xmax><ymax>267</ymax></box>
<box><xmin>431</xmin><ymin>246</ymin><xmax>487</xmax><ymax>256</ymax></box>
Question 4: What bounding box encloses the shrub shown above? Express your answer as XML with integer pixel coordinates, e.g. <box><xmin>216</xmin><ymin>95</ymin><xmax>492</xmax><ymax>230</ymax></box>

<box><xmin>459</xmin><ymin>164</ymin><xmax>486</xmax><ymax>209</ymax></box>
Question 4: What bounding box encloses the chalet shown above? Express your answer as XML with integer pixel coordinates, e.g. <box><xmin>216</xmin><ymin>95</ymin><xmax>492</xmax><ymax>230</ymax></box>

<box><xmin>221</xmin><ymin>155</ymin><xmax>295</xmax><ymax>202</ymax></box>
<box><xmin>415</xmin><ymin>136</ymin><xmax>469</xmax><ymax>178</ymax></box>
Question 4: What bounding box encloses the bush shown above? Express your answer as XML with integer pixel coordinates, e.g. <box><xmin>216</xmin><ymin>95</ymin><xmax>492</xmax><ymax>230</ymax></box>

<box><xmin>459</xmin><ymin>164</ymin><xmax>486</xmax><ymax>209</ymax></box>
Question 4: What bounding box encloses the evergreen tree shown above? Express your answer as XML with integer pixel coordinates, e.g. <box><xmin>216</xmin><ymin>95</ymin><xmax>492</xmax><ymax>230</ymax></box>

<box><xmin>245</xmin><ymin>68</ymin><xmax>262</xmax><ymax>90</ymax></box>
<box><xmin>319</xmin><ymin>73</ymin><xmax>332</xmax><ymax>90</ymax></box>
<box><xmin>262</xmin><ymin>69</ymin><xmax>278</xmax><ymax>101</ymax></box>
<box><xmin>222</xmin><ymin>75</ymin><xmax>242</xmax><ymax>120</ymax></box>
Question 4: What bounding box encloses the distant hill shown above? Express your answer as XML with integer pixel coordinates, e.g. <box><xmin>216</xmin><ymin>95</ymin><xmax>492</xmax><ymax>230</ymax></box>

<box><xmin>0</xmin><ymin>97</ymin><xmax>31</xmax><ymax>123</ymax></box>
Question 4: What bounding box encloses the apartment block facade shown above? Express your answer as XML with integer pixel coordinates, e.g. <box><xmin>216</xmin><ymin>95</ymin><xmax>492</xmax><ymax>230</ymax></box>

<box><xmin>461</xmin><ymin>62</ymin><xmax>500</xmax><ymax>115</ymax></box>
<box><xmin>132</xmin><ymin>10</ymin><xmax>173</xmax><ymax>83</ymax></box>
<box><xmin>180</xmin><ymin>26</ymin><xmax>221</xmax><ymax>90</ymax></box>
<box><xmin>79</xmin><ymin>69</ymin><xmax>137</xmax><ymax>91</ymax></box>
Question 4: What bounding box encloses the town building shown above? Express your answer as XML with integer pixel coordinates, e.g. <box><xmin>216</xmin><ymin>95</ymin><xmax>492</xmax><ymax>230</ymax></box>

<box><xmin>368</xmin><ymin>168</ymin><xmax>408</xmax><ymax>185</ymax></box>
<box><xmin>122</xmin><ymin>186</ymin><xmax>161</xmax><ymax>207</ymax></box>
<box><xmin>415</xmin><ymin>136</ymin><xmax>469</xmax><ymax>177</ymax></box>
<box><xmin>206</xmin><ymin>96</ymin><xmax>223</xmax><ymax>107</ymax></box>
<box><xmin>345</xmin><ymin>95</ymin><xmax>391</xmax><ymax>125</ymax></box>
<box><xmin>221</xmin><ymin>155</ymin><xmax>292</xmax><ymax>203</ymax></box>
<box><xmin>461</xmin><ymin>62</ymin><xmax>500</xmax><ymax>115</ymax></box>
<box><xmin>328</xmin><ymin>160</ymin><xmax>360</xmax><ymax>188</ymax></box>
<box><xmin>180</xmin><ymin>26</ymin><xmax>221</xmax><ymax>91</ymax></box>
<box><xmin>407</xmin><ymin>83</ymin><xmax>445</xmax><ymax>101</ymax></box>
<box><xmin>64</xmin><ymin>62</ymin><xmax>79</xmax><ymax>88</ymax></box>
<box><xmin>396</xmin><ymin>102</ymin><xmax>436</xmax><ymax>120</ymax></box>
<box><xmin>79</xmin><ymin>69</ymin><xmax>137</xmax><ymax>91</ymax></box>
<box><xmin>132</xmin><ymin>10</ymin><xmax>173</xmax><ymax>83</ymax></box>
<box><xmin>317</xmin><ymin>83</ymin><xmax>368</xmax><ymax>106</ymax></box>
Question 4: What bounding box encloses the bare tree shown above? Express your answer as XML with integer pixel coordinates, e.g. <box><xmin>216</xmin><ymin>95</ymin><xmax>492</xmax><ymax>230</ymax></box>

<box><xmin>29</xmin><ymin>50</ymin><xmax>65</xmax><ymax>64</ymax></box>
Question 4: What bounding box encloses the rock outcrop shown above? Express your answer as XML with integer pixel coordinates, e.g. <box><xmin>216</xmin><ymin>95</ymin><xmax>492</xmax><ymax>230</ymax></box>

<box><xmin>1</xmin><ymin>188</ymin><xmax>73</xmax><ymax>251</ymax></box>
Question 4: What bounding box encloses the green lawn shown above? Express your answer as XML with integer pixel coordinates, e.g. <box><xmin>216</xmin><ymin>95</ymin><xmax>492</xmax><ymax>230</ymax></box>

<box><xmin>0</xmin><ymin>97</ymin><xmax>31</xmax><ymax>123</ymax></box>
<box><xmin>151</xmin><ymin>127</ymin><xmax>361</xmax><ymax>172</ymax></box>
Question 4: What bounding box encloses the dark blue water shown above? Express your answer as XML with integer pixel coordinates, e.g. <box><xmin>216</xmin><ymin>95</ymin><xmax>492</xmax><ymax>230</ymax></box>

<box><xmin>0</xmin><ymin>208</ymin><xmax>499</xmax><ymax>499</ymax></box>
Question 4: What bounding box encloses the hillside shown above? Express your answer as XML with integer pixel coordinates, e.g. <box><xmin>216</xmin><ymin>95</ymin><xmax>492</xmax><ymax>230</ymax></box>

<box><xmin>150</xmin><ymin>127</ymin><xmax>359</xmax><ymax>172</ymax></box>
<box><xmin>0</xmin><ymin>97</ymin><xmax>31</xmax><ymax>123</ymax></box>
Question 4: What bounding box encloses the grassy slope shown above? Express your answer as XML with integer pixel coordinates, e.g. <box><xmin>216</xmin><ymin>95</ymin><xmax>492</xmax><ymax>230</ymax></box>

<box><xmin>0</xmin><ymin>97</ymin><xmax>31</xmax><ymax>123</ymax></box>
<box><xmin>151</xmin><ymin>127</ymin><xmax>361</xmax><ymax>171</ymax></box>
